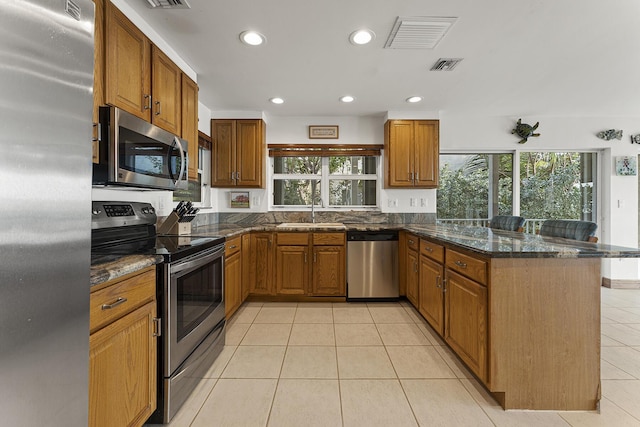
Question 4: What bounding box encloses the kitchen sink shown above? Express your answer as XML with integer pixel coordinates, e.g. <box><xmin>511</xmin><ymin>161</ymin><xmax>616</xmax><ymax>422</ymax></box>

<box><xmin>276</xmin><ymin>222</ymin><xmax>346</xmax><ymax>229</ymax></box>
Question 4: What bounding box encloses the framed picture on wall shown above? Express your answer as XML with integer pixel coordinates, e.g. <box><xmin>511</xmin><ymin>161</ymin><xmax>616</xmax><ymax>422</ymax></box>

<box><xmin>230</xmin><ymin>191</ymin><xmax>250</xmax><ymax>208</ymax></box>
<box><xmin>308</xmin><ymin>125</ymin><xmax>339</xmax><ymax>139</ymax></box>
<box><xmin>616</xmin><ymin>156</ymin><xmax>637</xmax><ymax>176</ymax></box>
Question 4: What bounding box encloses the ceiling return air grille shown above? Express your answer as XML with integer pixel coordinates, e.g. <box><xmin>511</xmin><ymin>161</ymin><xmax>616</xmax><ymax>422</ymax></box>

<box><xmin>430</xmin><ymin>58</ymin><xmax>463</xmax><ymax>71</ymax></box>
<box><xmin>385</xmin><ymin>16</ymin><xmax>457</xmax><ymax>49</ymax></box>
<box><xmin>146</xmin><ymin>0</ymin><xmax>191</xmax><ymax>9</ymax></box>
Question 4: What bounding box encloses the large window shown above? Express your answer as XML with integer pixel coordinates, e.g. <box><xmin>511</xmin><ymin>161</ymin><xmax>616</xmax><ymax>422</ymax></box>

<box><xmin>519</xmin><ymin>152</ymin><xmax>596</xmax><ymax>222</ymax></box>
<box><xmin>437</xmin><ymin>154</ymin><xmax>513</xmax><ymax>220</ymax></box>
<box><xmin>437</xmin><ymin>151</ymin><xmax>597</xmax><ymax>230</ymax></box>
<box><xmin>272</xmin><ymin>156</ymin><xmax>378</xmax><ymax>208</ymax></box>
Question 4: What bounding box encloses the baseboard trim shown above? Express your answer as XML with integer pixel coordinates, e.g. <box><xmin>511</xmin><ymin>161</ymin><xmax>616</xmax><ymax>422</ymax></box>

<box><xmin>602</xmin><ymin>277</ymin><xmax>640</xmax><ymax>289</ymax></box>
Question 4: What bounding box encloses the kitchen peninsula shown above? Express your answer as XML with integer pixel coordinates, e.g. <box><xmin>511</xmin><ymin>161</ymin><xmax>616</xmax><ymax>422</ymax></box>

<box><xmin>91</xmin><ymin>222</ymin><xmax>640</xmax><ymax>413</ymax></box>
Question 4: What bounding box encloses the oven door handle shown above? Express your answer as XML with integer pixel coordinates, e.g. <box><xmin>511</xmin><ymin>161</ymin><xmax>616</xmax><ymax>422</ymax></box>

<box><xmin>170</xmin><ymin>245</ymin><xmax>225</xmax><ymax>275</ymax></box>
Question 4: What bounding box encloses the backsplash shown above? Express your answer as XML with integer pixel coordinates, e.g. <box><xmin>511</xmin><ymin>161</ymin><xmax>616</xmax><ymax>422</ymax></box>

<box><xmin>191</xmin><ymin>211</ymin><xmax>436</xmax><ymax>227</ymax></box>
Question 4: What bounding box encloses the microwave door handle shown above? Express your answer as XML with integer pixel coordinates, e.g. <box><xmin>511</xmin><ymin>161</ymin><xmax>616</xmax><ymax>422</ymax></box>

<box><xmin>173</xmin><ymin>136</ymin><xmax>186</xmax><ymax>184</ymax></box>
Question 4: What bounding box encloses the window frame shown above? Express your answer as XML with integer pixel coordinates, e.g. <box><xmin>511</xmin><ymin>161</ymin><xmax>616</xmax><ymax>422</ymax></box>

<box><xmin>437</xmin><ymin>149</ymin><xmax>602</xmax><ymax>231</ymax></box>
<box><xmin>270</xmin><ymin>155</ymin><xmax>381</xmax><ymax>210</ymax></box>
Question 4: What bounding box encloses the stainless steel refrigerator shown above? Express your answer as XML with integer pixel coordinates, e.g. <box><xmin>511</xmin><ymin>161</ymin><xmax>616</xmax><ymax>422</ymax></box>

<box><xmin>0</xmin><ymin>0</ymin><xmax>94</xmax><ymax>425</ymax></box>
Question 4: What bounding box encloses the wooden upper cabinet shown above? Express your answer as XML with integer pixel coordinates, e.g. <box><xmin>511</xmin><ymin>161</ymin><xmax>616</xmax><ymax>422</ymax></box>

<box><xmin>384</xmin><ymin>120</ymin><xmax>439</xmax><ymax>188</ymax></box>
<box><xmin>236</xmin><ymin>120</ymin><xmax>264</xmax><ymax>187</ymax></box>
<box><xmin>414</xmin><ymin>121</ymin><xmax>439</xmax><ymax>187</ymax></box>
<box><xmin>152</xmin><ymin>46</ymin><xmax>181</xmax><ymax>135</ymax></box>
<box><xmin>92</xmin><ymin>0</ymin><xmax>104</xmax><ymax>163</ymax></box>
<box><xmin>211</xmin><ymin>120</ymin><xmax>235</xmax><ymax>186</ymax></box>
<box><xmin>211</xmin><ymin>119</ymin><xmax>265</xmax><ymax>188</ymax></box>
<box><xmin>181</xmin><ymin>75</ymin><xmax>199</xmax><ymax>180</ymax></box>
<box><xmin>105</xmin><ymin>1</ymin><xmax>151</xmax><ymax>121</ymax></box>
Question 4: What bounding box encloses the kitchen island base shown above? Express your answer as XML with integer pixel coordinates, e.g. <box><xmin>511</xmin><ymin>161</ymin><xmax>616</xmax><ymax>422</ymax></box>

<box><xmin>488</xmin><ymin>257</ymin><xmax>600</xmax><ymax>410</ymax></box>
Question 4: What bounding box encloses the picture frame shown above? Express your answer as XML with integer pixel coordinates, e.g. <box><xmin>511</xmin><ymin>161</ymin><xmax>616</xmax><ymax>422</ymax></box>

<box><xmin>308</xmin><ymin>125</ymin><xmax>339</xmax><ymax>139</ymax></box>
<box><xmin>230</xmin><ymin>191</ymin><xmax>250</xmax><ymax>208</ymax></box>
<box><xmin>616</xmin><ymin>156</ymin><xmax>637</xmax><ymax>176</ymax></box>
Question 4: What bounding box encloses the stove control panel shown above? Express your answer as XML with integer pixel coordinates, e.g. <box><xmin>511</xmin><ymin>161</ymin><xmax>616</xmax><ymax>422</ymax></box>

<box><xmin>91</xmin><ymin>201</ymin><xmax>157</xmax><ymax>229</ymax></box>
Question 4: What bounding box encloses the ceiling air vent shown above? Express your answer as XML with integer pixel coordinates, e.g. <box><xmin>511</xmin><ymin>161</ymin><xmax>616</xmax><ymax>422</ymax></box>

<box><xmin>146</xmin><ymin>0</ymin><xmax>191</xmax><ymax>9</ymax></box>
<box><xmin>385</xmin><ymin>16</ymin><xmax>457</xmax><ymax>49</ymax></box>
<box><xmin>430</xmin><ymin>58</ymin><xmax>463</xmax><ymax>71</ymax></box>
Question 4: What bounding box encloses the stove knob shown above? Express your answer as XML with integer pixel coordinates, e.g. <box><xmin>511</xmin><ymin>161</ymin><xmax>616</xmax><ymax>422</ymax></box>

<box><xmin>148</xmin><ymin>207</ymin><xmax>155</xmax><ymax>214</ymax></box>
<box><xmin>142</xmin><ymin>207</ymin><xmax>149</xmax><ymax>214</ymax></box>
<box><xmin>92</xmin><ymin>208</ymin><xmax>102</xmax><ymax>215</ymax></box>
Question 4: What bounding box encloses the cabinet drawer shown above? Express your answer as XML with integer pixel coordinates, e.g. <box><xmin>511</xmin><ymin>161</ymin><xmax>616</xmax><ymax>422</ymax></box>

<box><xmin>277</xmin><ymin>232</ymin><xmax>309</xmax><ymax>245</ymax></box>
<box><xmin>420</xmin><ymin>239</ymin><xmax>444</xmax><ymax>263</ymax></box>
<box><xmin>225</xmin><ymin>236</ymin><xmax>242</xmax><ymax>257</ymax></box>
<box><xmin>445</xmin><ymin>249</ymin><xmax>487</xmax><ymax>286</ymax></box>
<box><xmin>90</xmin><ymin>267</ymin><xmax>156</xmax><ymax>333</ymax></box>
<box><xmin>406</xmin><ymin>233</ymin><xmax>419</xmax><ymax>251</ymax></box>
<box><xmin>313</xmin><ymin>232</ymin><xmax>345</xmax><ymax>245</ymax></box>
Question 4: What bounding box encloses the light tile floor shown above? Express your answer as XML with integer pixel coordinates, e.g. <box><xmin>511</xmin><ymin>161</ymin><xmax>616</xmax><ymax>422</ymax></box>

<box><xmin>151</xmin><ymin>287</ymin><xmax>640</xmax><ymax>426</ymax></box>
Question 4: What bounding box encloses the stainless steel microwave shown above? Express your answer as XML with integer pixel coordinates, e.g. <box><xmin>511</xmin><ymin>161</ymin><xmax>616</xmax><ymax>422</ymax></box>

<box><xmin>93</xmin><ymin>106</ymin><xmax>188</xmax><ymax>191</ymax></box>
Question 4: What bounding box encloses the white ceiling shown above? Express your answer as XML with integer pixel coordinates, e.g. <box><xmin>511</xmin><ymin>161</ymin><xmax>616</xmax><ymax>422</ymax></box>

<box><xmin>122</xmin><ymin>0</ymin><xmax>640</xmax><ymax>118</ymax></box>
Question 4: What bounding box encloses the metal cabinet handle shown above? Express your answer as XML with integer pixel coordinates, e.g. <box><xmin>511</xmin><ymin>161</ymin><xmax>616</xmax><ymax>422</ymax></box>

<box><xmin>415</xmin><ymin>172</ymin><xmax>419</xmax><ymax>182</ymax></box>
<box><xmin>413</xmin><ymin>261</ymin><xmax>418</xmax><ymax>273</ymax></box>
<box><xmin>436</xmin><ymin>275</ymin><xmax>441</xmax><ymax>288</ymax></box>
<box><xmin>443</xmin><ymin>278</ymin><xmax>448</xmax><ymax>292</ymax></box>
<box><xmin>101</xmin><ymin>297</ymin><xmax>127</xmax><ymax>310</ymax></box>
<box><xmin>228</xmin><ymin>244</ymin><xmax>237</xmax><ymax>249</ymax></box>
<box><xmin>408</xmin><ymin>239</ymin><xmax>414</xmax><ymax>245</ymax></box>
<box><xmin>314</xmin><ymin>252</ymin><xmax>317</xmax><ymax>263</ymax></box>
<box><xmin>155</xmin><ymin>101</ymin><xmax>161</xmax><ymax>116</ymax></box>
<box><xmin>143</xmin><ymin>94</ymin><xmax>152</xmax><ymax>110</ymax></box>
<box><xmin>424</xmin><ymin>246</ymin><xmax>433</xmax><ymax>252</ymax></box>
<box><xmin>153</xmin><ymin>317</ymin><xmax>161</xmax><ymax>337</ymax></box>
<box><xmin>92</xmin><ymin>123</ymin><xmax>101</xmax><ymax>142</ymax></box>
<box><xmin>304</xmin><ymin>251</ymin><xmax>308</xmax><ymax>263</ymax></box>
<box><xmin>454</xmin><ymin>260</ymin><xmax>467</xmax><ymax>268</ymax></box>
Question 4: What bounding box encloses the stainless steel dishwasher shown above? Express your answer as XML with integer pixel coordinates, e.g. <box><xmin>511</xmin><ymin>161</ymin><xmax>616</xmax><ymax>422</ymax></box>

<box><xmin>347</xmin><ymin>230</ymin><xmax>399</xmax><ymax>301</ymax></box>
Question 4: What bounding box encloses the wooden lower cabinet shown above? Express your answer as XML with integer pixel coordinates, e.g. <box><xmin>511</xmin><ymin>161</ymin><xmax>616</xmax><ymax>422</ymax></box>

<box><xmin>444</xmin><ymin>269</ymin><xmax>487</xmax><ymax>382</ymax></box>
<box><xmin>406</xmin><ymin>248</ymin><xmax>419</xmax><ymax>307</ymax></box>
<box><xmin>89</xmin><ymin>267</ymin><xmax>157</xmax><ymax>427</ymax></box>
<box><xmin>225</xmin><ymin>236</ymin><xmax>243</xmax><ymax>319</ymax></box>
<box><xmin>419</xmin><ymin>254</ymin><xmax>444</xmax><ymax>336</ymax></box>
<box><xmin>275</xmin><ymin>245</ymin><xmax>309</xmax><ymax>295</ymax></box>
<box><xmin>311</xmin><ymin>244</ymin><xmax>345</xmax><ymax>296</ymax></box>
<box><xmin>248</xmin><ymin>231</ymin><xmax>345</xmax><ymax>297</ymax></box>
<box><xmin>248</xmin><ymin>232</ymin><xmax>274</xmax><ymax>295</ymax></box>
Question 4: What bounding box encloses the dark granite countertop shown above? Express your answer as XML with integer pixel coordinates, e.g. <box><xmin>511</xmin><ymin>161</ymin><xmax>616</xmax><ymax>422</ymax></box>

<box><xmin>91</xmin><ymin>222</ymin><xmax>640</xmax><ymax>287</ymax></box>
<box><xmin>191</xmin><ymin>222</ymin><xmax>640</xmax><ymax>259</ymax></box>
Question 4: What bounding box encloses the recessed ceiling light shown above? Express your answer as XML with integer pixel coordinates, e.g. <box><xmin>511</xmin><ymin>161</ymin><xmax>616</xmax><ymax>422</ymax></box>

<box><xmin>406</xmin><ymin>96</ymin><xmax>423</xmax><ymax>103</ymax></box>
<box><xmin>240</xmin><ymin>30</ymin><xmax>266</xmax><ymax>46</ymax></box>
<box><xmin>269</xmin><ymin>97</ymin><xmax>284</xmax><ymax>104</ymax></box>
<box><xmin>349</xmin><ymin>29</ymin><xmax>375</xmax><ymax>45</ymax></box>
<box><xmin>340</xmin><ymin>95</ymin><xmax>355</xmax><ymax>103</ymax></box>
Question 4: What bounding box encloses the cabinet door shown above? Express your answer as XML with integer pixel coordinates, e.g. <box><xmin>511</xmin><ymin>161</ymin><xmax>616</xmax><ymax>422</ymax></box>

<box><xmin>236</xmin><ymin>120</ymin><xmax>264</xmax><ymax>187</ymax></box>
<box><xmin>275</xmin><ymin>245</ymin><xmax>308</xmax><ymax>295</ymax></box>
<box><xmin>406</xmin><ymin>248</ymin><xmax>419</xmax><ymax>307</ymax></box>
<box><xmin>151</xmin><ymin>47</ymin><xmax>181</xmax><ymax>135</ymax></box>
<box><xmin>181</xmin><ymin>75</ymin><xmax>199</xmax><ymax>181</ymax></box>
<box><xmin>211</xmin><ymin>120</ymin><xmax>236</xmax><ymax>187</ymax></box>
<box><xmin>105</xmin><ymin>1</ymin><xmax>150</xmax><ymax>121</ymax></box>
<box><xmin>419</xmin><ymin>255</ymin><xmax>444</xmax><ymax>336</ymax></box>
<box><xmin>92</xmin><ymin>0</ymin><xmax>104</xmax><ymax>163</ymax></box>
<box><xmin>311</xmin><ymin>245</ymin><xmax>345</xmax><ymax>296</ymax></box>
<box><xmin>249</xmin><ymin>233</ymin><xmax>274</xmax><ymax>295</ymax></box>
<box><xmin>445</xmin><ymin>269</ymin><xmax>487</xmax><ymax>381</ymax></box>
<box><xmin>89</xmin><ymin>301</ymin><xmax>157</xmax><ymax>427</ymax></box>
<box><xmin>241</xmin><ymin>233</ymin><xmax>251</xmax><ymax>300</ymax></box>
<box><xmin>414</xmin><ymin>120</ymin><xmax>439</xmax><ymax>188</ymax></box>
<box><xmin>225</xmin><ymin>252</ymin><xmax>242</xmax><ymax>319</ymax></box>
<box><xmin>385</xmin><ymin>120</ymin><xmax>415</xmax><ymax>187</ymax></box>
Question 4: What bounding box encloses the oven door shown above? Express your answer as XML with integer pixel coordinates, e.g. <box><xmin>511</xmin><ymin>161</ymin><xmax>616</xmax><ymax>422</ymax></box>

<box><xmin>164</xmin><ymin>244</ymin><xmax>225</xmax><ymax>376</ymax></box>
